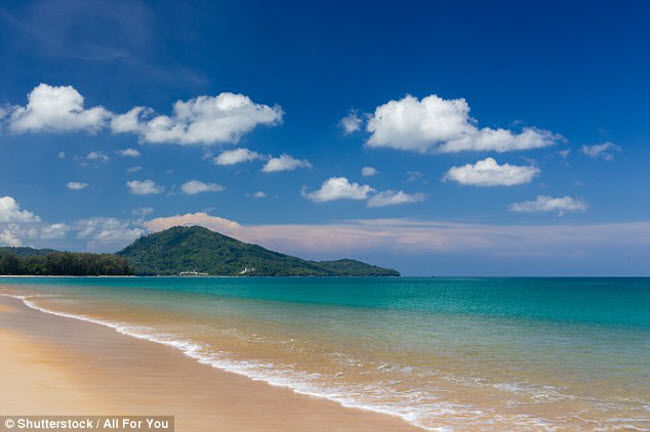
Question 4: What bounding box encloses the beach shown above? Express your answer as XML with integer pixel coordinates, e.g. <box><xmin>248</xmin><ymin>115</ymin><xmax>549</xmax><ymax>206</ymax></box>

<box><xmin>1</xmin><ymin>277</ymin><xmax>648</xmax><ymax>431</ymax></box>
<box><xmin>0</xmin><ymin>295</ymin><xmax>418</xmax><ymax>431</ymax></box>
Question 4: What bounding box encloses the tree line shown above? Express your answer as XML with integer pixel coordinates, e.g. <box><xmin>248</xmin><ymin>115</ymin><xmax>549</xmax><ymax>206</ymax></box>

<box><xmin>0</xmin><ymin>251</ymin><xmax>133</xmax><ymax>276</ymax></box>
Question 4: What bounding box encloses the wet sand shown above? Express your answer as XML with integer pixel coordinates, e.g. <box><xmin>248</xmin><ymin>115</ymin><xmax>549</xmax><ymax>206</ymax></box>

<box><xmin>0</xmin><ymin>295</ymin><xmax>419</xmax><ymax>431</ymax></box>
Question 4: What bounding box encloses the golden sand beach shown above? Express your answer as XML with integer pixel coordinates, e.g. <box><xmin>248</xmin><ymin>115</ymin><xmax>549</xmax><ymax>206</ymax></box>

<box><xmin>0</xmin><ymin>295</ymin><xmax>419</xmax><ymax>432</ymax></box>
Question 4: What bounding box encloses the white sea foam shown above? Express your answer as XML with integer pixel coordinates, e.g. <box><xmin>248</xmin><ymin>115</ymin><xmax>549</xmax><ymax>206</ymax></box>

<box><xmin>3</xmin><ymin>293</ymin><xmax>463</xmax><ymax>430</ymax></box>
<box><xmin>2</xmin><ymin>292</ymin><xmax>646</xmax><ymax>432</ymax></box>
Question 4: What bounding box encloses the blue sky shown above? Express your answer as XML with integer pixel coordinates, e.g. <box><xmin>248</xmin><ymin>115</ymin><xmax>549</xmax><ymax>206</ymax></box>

<box><xmin>0</xmin><ymin>0</ymin><xmax>648</xmax><ymax>276</ymax></box>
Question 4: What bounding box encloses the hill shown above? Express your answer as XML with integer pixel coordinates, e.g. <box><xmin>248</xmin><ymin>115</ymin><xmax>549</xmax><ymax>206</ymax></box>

<box><xmin>117</xmin><ymin>226</ymin><xmax>400</xmax><ymax>277</ymax></box>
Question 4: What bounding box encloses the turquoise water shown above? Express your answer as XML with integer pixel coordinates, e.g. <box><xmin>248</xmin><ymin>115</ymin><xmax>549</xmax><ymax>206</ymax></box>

<box><xmin>1</xmin><ymin>277</ymin><xmax>649</xmax><ymax>431</ymax></box>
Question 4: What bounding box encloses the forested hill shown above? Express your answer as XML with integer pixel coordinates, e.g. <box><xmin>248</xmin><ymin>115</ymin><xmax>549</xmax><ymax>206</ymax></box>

<box><xmin>117</xmin><ymin>226</ymin><xmax>400</xmax><ymax>276</ymax></box>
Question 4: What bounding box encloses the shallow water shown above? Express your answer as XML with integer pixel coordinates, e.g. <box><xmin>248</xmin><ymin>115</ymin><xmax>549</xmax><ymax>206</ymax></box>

<box><xmin>1</xmin><ymin>277</ymin><xmax>649</xmax><ymax>431</ymax></box>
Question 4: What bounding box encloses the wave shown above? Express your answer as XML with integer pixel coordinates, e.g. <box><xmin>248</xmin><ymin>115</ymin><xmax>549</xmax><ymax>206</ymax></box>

<box><xmin>2</xmin><ymin>293</ymin><xmax>456</xmax><ymax>430</ymax></box>
<box><xmin>1</xmin><ymin>293</ymin><xmax>643</xmax><ymax>432</ymax></box>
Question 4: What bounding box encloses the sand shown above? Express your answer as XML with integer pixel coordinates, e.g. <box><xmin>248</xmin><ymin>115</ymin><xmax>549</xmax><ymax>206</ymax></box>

<box><xmin>0</xmin><ymin>295</ymin><xmax>420</xmax><ymax>431</ymax></box>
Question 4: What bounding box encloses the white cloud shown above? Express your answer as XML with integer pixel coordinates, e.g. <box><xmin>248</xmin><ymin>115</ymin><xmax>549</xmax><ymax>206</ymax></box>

<box><xmin>0</xmin><ymin>228</ymin><xmax>22</xmax><ymax>247</ymax></box>
<box><xmin>118</xmin><ymin>148</ymin><xmax>141</xmax><ymax>157</ymax></box>
<box><xmin>5</xmin><ymin>85</ymin><xmax>282</xmax><ymax>147</ymax></box>
<box><xmin>126</xmin><ymin>165</ymin><xmax>142</xmax><ymax>173</ymax></box>
<box><xmin>252</xmin><ymin>191</ymin><xmax>267</xmax><ymax>198</ymax></box>
<box><xmin>84</xmin><ymin>151</ymin><xmax>109</xmax><ymax>162</ymax></box>
<box><xmin>361</xmin><ymin>166</ymin><xmax>377</xmax><ymax>177</ymax></box>
<box><xmin>0</xmin><ymin>197</ymin><xmax>144</xmax><ymax>251</ymax></box>
<box><xmin>340</xmin><ymin>110</ymin><xmax>362</xmax><ymax>134</ymax></box>
<box><xmin>365</xmin><ymin>94</ymin><xmax>561</xmax><ymax>153</ymax></box>
<box><xmin>8</xmin><ymin>83</ymin><xmax>111</xmax><ymax>133</ymax></box>
<box><xmin>74</xmin><ymin>217</ymin><xmax>145</xmax><ymax>251</ymax></box>
<box><xmin>66</xmin><ymin>182</ymin><xmax>88</xmax><ymax>190</ymax></box>
<box><xmin>37</xmin><ymin>223</ymin><xmax>68</xmax><ymax>240</ymax></box>
<box><xmin>302</xmin><ymin>177</ymin><xmax>374</xmax><ymax>202</ymax></box>
<box><xmin>510</xmin><ymin>195</ymin><xmax>587</xmax><ymax>215</ymax></box>
<box><xmin>126</xmin><ymin>179</ymin><xmax>164</xmax><ymax>195</ymax></box>
<box><xmin>0</xmin><ymin>196</ymin><xmax>40</xmax><ymax>223</ymax></box>
<box><xmin>367</xmin><ymin>190</ymin><xmax>425</xmax><ymax>207</ymax></box>
<box><xmin>443</xmin><ymin>157</ymin><xmax>540</xmax><ymax>186</ymax></box>
<box><xmin>581</xmin><ymin>142</ymin><xmax>621</xmax><ymax>160</ymax></box>
<box><xmin>0</xmin><ymin>222</ymin><xmax>68</xmax><ymax>247</ymax></box>
<box><xmin>57</xmin><ymin>151</ymin><xmax>66</xmax><ymax>159</ymax></box>
<box><xmin>262</xmin><ymin>154</ymin><xmax>311</xmax><ymax>172</ymax></box>
<box><xmin>111</xmin><ymin>92</ymin><xmax>283</xmax><ymax>145</ymax></box>
<box><xmin>0</xmin><ymin>196</ymin><xmax>67</xmax><ymax>247</ymax></box>
<box><xmin>557</xmin><ymin>149</ymin><xmax>570</xmax><ymax>159</ymax></box>
<box><xmin>180</xmin><ymin>180</ymin><xmax>225</xmax><ymax>195</ymax></box>
<box><xmin>144</xmin><ymin>212</ymin><xmax>242</xmax><ymax>233</ymax></box>
<box><xmin>213</xmin><ymin>148</ymin><xmax>262</xmax><ymax>165</ymax></box>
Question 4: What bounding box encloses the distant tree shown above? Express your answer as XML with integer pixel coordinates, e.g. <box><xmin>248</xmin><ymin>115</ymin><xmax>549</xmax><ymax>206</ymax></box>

<box><xmin>0</xmin><ymin>250</ymin><xmax>132</xmax><ymax>276</ymax></box>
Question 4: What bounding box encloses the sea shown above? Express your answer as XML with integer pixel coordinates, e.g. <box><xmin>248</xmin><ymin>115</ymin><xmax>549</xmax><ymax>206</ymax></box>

<box><xmin>1</xmin><ymin>277</ymin><xmax>648</xmax><ymax>431</ymax></box>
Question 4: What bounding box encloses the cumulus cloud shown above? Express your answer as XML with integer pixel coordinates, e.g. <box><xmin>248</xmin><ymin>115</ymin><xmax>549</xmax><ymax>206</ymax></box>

<box><xmin>510</xmin><ymin>195</ymin><xmax>587</xmax><ymax>215</ymax></box>
<box><xmin>66</xmin><ymin>182</ymin><xmax>88</xmax><ymax>190</ymax></box>
<box><xmin>0</xmin><ymin>196</ymin><xmax>67</xmax><ymax>247</ymax></box>
<box><xmin>82</xmin><ymin>151</ymin><xmax>109</xmax><ymax>162</ymax></box>
<box><xmin>213</xmin><ymin>148</ymin><xmax>262</xmax><ymax>165</ymax></box>
<box><xmin>0</xmin><ymin>197</ymin><xmax>145</xmax><ymax>251</ymax></box>
<box><xmin>74</xmin><ymin>217</ymin><xmax>145</xmax><ymax>251</ymax></box>
<box><xmin>0</xmin><ymin>196</ymin><xmax>40</xmax><ymax>223</ymax></box>
<box><xmin>340</xmin><ymin>110</ymin><xmax>363</xmax><ymax>134</ymax></box>
<box><xmin>252</xmin><ymin>191</ymin><xmax>267</xmax><ymax>198</ymax></box>
<box><xmin>5</xmin><ymin>84</ymin><xmax>283</xmax><ymax>146</ymax></box>
<box><xmin>126</xmin><ymin>166</ymin><xmax>142</xmax><ymax>173</ymax></box>
<box><xmin>581</xmin><ymin>142</ymin><xmax>621</xmax><ymax>160</ymax></box>
<box><xmin>361</xmin><ymin>166</ymin><xmax>378</xmax><ymax>177</ymax></box>
<box><xmin>302</xmin><ymin>177</ymin><xmax>374</xmax><ymax>202</ymax></box>
<box><xmin>262</xmin><ymin>154</ymin><xmax>311</xmax><ymax>172</ymax></box>
<box><xmin>111</xmin><ymin>93</ymin><xmax>283</xmax><ymax>145</ymax></box>
<box><xmin>0</xmin><ymin>222</ymin><xmax>68</xmax><ymax>247</ymax></box>
<box><xmin>118</xmin><ymin>148</ymin><xmax>141</xmax><ymax>157</ymax></box>
<box><xmin>365</xmin><ymin>94</ymin><xmax>561</xmax><ymax>153</ymax></box>
<box><xmin>443</xmin><ymin>157</ymin><xmax>540</xmax><ymax>186</ymax></box>
<box><xmin>180</xmin><ymin>180</ymin><xmax>225</xmax><ymax>195</ymax></box>
<box><xmin>8</xmin><ymin>84</ymin><xmax>111</xmax><ymax>133</ymax></box>
<box><xmin>367</xmin><ymin>190</ymin><xmax>425</xmax><ymax>208</ymax></box>
<box><xmin>126</xmin><ymin>179</ymin><xmax>164</xmax><ymax>195</ymax></box>
<box><xmin>0</xmin><ymin>228</ymin><xmax>22</xmax><ymax>247</ymax></box>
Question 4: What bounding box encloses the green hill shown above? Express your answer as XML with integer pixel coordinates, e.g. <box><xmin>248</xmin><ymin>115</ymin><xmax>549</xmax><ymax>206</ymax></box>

<box><xmin>117</xmin><ymin>226</ymin><xmax>400</xmax><ymax>277</ymax></box>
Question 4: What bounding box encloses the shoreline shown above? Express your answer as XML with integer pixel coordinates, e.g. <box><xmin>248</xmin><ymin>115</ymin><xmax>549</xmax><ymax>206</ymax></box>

<box><xmin>0</xmin><ymin>294</ymin><xmax>420</xmax><ymax>432</ymax></box>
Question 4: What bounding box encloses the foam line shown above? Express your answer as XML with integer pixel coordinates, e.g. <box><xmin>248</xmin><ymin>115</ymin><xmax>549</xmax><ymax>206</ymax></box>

<box><xmin>1</xmin><ymin>293</ymin><xmax>442</xmax><ymax>431</ymax></box>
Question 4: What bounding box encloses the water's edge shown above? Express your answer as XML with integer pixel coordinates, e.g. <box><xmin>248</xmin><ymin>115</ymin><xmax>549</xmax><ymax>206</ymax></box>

<box><xmin>1</xmin><ymin>293</ymin><xmax>434</xmax><ymax>431</ymax></box>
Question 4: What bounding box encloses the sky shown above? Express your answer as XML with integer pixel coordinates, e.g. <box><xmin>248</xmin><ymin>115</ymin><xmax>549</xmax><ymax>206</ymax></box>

<box><xmin>0</xmin><ymin>0</ymin><xmax>648</xmax><ymax>276</ymax></box>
